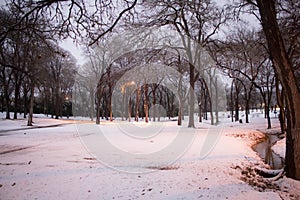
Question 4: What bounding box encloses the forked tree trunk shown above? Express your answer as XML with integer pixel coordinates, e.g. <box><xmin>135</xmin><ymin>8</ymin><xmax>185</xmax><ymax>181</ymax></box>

<box><xmin>256</xmin><ymin>0</ymin><xmax>300</xmax><ymax>180</ymax></box>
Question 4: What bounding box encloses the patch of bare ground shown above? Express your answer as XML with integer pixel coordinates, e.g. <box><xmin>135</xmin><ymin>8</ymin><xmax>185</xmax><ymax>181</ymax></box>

<box><xmin>0</xmin><ymin>145</ymin><xmax>34</xmax><ymax>155</ymax></box>
<box><xmin>146</xmin><ymin>165</ymin><xmax>180</xmax><ymax>170</ymax></box>
<box><xmin>231</xmin><ymin>161</ymin><xmax>299</xmax><ymax>199</ymax></box>
<box><xmin>229</xmin><ymin>131</ymin><xmax>267</xmax><ymax>147</ymax></box>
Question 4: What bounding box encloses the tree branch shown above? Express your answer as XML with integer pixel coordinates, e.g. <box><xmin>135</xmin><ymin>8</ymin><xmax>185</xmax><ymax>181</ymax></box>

<box><xmin>89</xmin><ymin>0</ymin><xmax>138</xmax><ymax>46</ymax></box>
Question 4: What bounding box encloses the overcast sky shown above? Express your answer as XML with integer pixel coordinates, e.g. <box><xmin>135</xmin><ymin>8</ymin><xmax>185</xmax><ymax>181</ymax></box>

<box><xmin>60</xmin><ymin>39</ymin><xmax>86</xmax><ymax>66</ymax></box>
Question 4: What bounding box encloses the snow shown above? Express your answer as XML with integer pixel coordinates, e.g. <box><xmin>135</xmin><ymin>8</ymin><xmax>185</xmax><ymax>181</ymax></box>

<box><xmin>272</xmin><ymin>138</ymin><xmax>286</xmax><ymax>159</ymax></box>
<box><xmin>0</xmin><ymin>113</ymin><xmax>73</xmax><ymax>132</ymax></box>
<box><xmin>0</xmin><ymin>112</ymin><xmax>299</xmax><ymax>199</ymax></box>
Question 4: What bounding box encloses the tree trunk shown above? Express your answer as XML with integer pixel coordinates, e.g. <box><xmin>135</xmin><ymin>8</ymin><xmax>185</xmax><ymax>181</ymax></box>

<box><xmin>55</xmin><ymin>85</ymin><xmax>60</xmax><ymax>119</ymax></box>
<box><xmin>188</xmin><ymin>63</ymin><xmax>195</xmax><ymax>128</ymax></box>
<box><xmin>0</xmin><ymin>93</ymin><xmax>3</xmax><ymax>113</ymax></box>
<box><xmin>235</xmin><ymin>91</ymin><xmax>239</xmax><ymax>122</ymax></box>
<box><xmin>27</xmin><ymin>83</ymin><xmax>34</xmax><ymax>126</ymax></box>
<box><xmin>128</xmin><ymin>97</ymin><xmax>132</xmax><ymax>122</ymax></box>
<box><xmin>276</xmin><ymin>78</ymin><xmax>286</xmax><ymax>133</ymax></box>
<box><xmin>214</xmin><ymin>77</ymin><xmax>219</xmax><ymax>124</ymax></box>
<box><xmin>198</xmin><ymin>102</ymin><xmax>202</xmax><ymax>123</ymax></box>
<box><xmin>256</xmin><ymin>0</ymin><xmax>300</xmax><ymax>180</ymax></box>
<box><xmin>95</xmin><ymin>86</ymin><xmax>101</xmax><ymax>124</ymax></box>
<box><xmin>262</xmin><ymin>93</ymin><xmax>272</xmax><ymax>129</ymax></box>
<box><xmin>231</xmin><ymin>81</ymin><xmax>234</xmax><ymax>122</ymax></box>
<box><xmin>135</xmin><ymin>87</ymin><xmax>140</xmax><ymax>122</ymax></box>
<box><xmin>245</xmin><ymin>98</ymin><xmax>250</xmax><ymax>123</ymax></box>
<box><xmin>13</xmin><ymin>82</ymin><xmax>21</xmax><ymax>119</ymax></box>
<box><xmin>169</xmin><ymin>94</ymin><xmax>175</xmax><ymax>119</ymax></box>
<box><xmin>152</xmin><ymin>86</ymin><xmax>157</xmax><ymax>122</ymax></box>
<box><xmin>96</xmin><ymin>102</ymin><xmax>100</xmax><ymax>125</ymax></box>
<box><xmin>109</xmin><ymin>96</ymin><xmax>113</xmax><ymax>121</ymax></box>
<box><xmin>109</xmin><ymin>86</ymin><xmax>113</xmax><ymax>122</ymax></box>
<box><xmin>198</xmin><ymin>82</ymin><xmax>204</xmax><ymax>123</ymax></box>
<box><xmin>279</xmin><ymin>106</ymin><xmax>286</xmax><ymax>133</ymax></box>
<box><xmin>266</xmin><ymin>105</ymin><xmax>271</xmax><ymax>129</ymax></box>
<box><xmin>178</xmin><ymin>101</ymin><xmax>182</xmax><ymax>126</ymax></box>
<box><xmin>43</xmin><ymin>88</ymin><xmax>47</xmax><ymax>116</ymax></box>
<box><xmin>59</xmin><ymin>96</ymin><xmax>63</xmax><ymax>119</ymax></box>
<box><xmin>122</xmin><ymin>91</ymin><xmax>125</xmax><ymax>121</ymax></box>
<box><xmin>23</xmin><ymin>87</ymin><xmax>28</xmax><ymax>118</ymax></box>
<box><xmin>245</xmin><ymin>85</ymin><xmax>253</xmax><ymax>124</ymax></box>
<box><xmin>4</xmin><ymin>87</ymin><xmax>10</xmax><ymax>119</ymax></box>
<box><xmin>158</xmin><ymin>89</ymin><xmax>164</xmax><ymax>122</ymax></box>
<box><xmin>144</xmin><ymin>84</ymin><xmax>149</xmax><ymax>123</ymax></box>
<box><xmin>204</xmin><ymin>91</ymin><xmax>208</xmax><ymax>120</ymax></box>
<box><xmin>210</xmin><ymin>99</ymin><xmax>214</xmax><ymax>125</ymax></box>
<box><xmin>90</xmin><ymin>89</ymin><xmax>95</xmax><ymax>121</ymax></box>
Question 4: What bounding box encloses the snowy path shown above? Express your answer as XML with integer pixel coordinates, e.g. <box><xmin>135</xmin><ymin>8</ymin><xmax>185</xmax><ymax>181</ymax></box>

<box><xmin>0</xmin><ymin>116</ymin><xmax>295</xmax><ymax>199</ymax></box>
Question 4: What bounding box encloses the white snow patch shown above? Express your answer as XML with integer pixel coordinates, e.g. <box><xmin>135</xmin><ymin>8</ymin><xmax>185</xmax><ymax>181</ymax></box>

<box><xmin>272</xmin><ymin>138</ymin><xmax>286</xmax><ymax>158</ymax></box>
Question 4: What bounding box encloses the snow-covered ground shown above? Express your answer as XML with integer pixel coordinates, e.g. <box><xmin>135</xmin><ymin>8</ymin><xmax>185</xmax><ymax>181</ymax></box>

<box><xmin>272</xmin><ymin>138</ymin><xmax>286</xmax><ymax>159</ymax></box>
<box><xmin>0</xmin><ymin>113</ymin><xmax>73</xmax><ymax>132</ymax></box>
<box><xmin>0</xmin><ymin>112</ymin><xmax>299</xmax><ymax>199</ymax></box>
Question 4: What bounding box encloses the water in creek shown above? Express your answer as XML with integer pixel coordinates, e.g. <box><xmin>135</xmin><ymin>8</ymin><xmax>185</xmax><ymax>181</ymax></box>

<box><xmin>252</xmin><ymin>133</ymin><xmax>285</xmax><ymax>170</ymax></box>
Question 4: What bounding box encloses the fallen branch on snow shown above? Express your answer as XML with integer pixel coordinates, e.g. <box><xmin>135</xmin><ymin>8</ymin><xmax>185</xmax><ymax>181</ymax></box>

<box><xmin>254</xmin><ymin>167</ymin><xmax>285</xmax><ymax>181</ymax></box>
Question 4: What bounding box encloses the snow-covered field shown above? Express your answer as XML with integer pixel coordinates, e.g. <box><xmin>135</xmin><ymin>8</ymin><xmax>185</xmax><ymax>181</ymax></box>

<box><xmin>0</xmin><ymin>112</ymin><xmax>299</xmax><ymax>199</ymax></box>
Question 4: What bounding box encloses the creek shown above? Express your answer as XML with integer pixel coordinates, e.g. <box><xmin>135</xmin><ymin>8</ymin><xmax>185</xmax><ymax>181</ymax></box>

<box><xmin>252</xmin><ymin>133</ymin><xmax>284</xmax><ymax>170</ymax></box>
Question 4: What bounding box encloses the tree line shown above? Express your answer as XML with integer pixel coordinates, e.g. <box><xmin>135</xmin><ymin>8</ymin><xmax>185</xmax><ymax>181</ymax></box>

<box><xmin>0</xmin><ymin>5</ymin><xmax>77</xmax><ymax>125</ymax></box>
